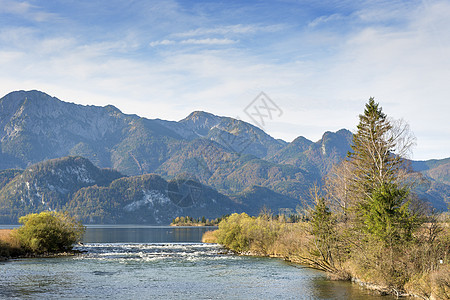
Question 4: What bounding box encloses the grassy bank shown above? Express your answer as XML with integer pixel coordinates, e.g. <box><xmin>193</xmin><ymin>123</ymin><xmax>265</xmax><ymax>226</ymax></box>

<box><xmin>0</xmin><ymin>229</ymin><xmax>25</xmax><ymax>259</ymax></box>
<box><xmin>203</xmin><ymin>213</ymin><xmax>449</xmax><ymax>299</ymax></box>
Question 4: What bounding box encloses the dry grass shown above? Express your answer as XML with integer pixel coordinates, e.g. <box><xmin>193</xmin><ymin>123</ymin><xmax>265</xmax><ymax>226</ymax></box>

<box><xmin>202</xmin><ymin>230</ymin><xmax>218</xmax><ymax>243</ymax></box>
<box><xmin>0</xmin><ymin>229</ymin><xmax>13</xmax><ymax>242</ymax></box>
<box><xmin>272</xmin><ymin>222</ymin><xmax>309</xmax><ymax>257</ymax></box>
<box><xmin>0</xmin><ymin>229</ymin><xmax>20</xmax><ymax>248</ymax></box>
<box><xmin>430</xmin><ymin>265</ymin><xmax>450</xmax><ymax>299</ymax></box>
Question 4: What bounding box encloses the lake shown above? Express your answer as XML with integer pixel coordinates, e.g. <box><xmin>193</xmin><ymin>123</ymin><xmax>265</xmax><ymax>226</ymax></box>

<box><xmin>0</xmin><ymin>226</ymin><xmax>396</xmax><ymax>299</ymax></box>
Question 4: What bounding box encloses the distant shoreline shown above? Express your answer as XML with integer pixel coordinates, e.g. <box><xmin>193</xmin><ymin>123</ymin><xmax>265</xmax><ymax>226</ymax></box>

<box><xmin>170</xmin><ymin>223</ymin><xmax>217</xmax><ymax>227</ymax></box>
<box><xmin>1</xmin><ymin>224</ymin><xmax>216</xmax><ymax>229</ymax></box>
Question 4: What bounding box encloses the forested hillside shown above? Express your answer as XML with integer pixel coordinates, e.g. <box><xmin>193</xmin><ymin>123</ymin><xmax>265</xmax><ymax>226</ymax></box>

<box><xmin>0</xmin><ymin>90</ymin><xmax>448</xmax><ymax>221</ymax></box>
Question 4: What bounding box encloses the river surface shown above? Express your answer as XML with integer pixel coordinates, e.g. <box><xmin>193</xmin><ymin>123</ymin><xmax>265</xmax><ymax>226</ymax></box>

<box><xmin>0</xmin><ymin>225</ymin><xmax>396</xmax><ymax>299</ymax></box>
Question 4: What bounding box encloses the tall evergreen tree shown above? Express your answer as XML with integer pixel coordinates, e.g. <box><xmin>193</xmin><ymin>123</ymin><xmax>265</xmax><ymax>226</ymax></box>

<box><xmin>349</xmin><ymin>97</ymin><xmax>402</xmax><ymax>194</ymax></box>
<box><xmin>346</xmin><ymin>98</ymin><xmax>418</xmax><ymax>242</ymax></box>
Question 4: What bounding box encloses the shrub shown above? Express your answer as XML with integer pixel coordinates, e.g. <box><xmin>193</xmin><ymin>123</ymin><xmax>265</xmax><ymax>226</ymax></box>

<box><xmin>214</xmin><ymin>213</ymin><xmax>291</xmax><ymax>255</ymax></box>
<box><xmin>0</xmin><ymin>241</ymin><xmax>10</xmax><ymax>257</ymax></box>
<box><xmin>216</xmin><ymin>213</ymin><xmax>251</xmax><ymax>252</ymax></box>
<box><xmin>15</xmin><ymin>211</ymin><xmax>85</xmax><ymax>254</ymax></box>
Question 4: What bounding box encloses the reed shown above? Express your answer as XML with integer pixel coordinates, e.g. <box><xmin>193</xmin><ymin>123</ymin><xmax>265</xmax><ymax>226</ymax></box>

<box><xmin>201</xmin><ymin>230</ymin><xmax>218</xmax><ymax>243</ymax></box>
<box><xmin>0</xmin><ymin>229</ymin><xmax>17</xmax><ymax>246</ymax></box>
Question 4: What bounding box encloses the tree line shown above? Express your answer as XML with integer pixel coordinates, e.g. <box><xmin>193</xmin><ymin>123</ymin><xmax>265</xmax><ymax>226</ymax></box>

<box><xmin>171</xmin><ymin>215</ymin><xmax>227</xmax><ymax>226</ymax></box>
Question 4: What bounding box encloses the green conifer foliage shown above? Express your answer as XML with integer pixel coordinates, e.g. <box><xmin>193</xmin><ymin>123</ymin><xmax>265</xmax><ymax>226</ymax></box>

<box><xmin>349</xmin><ymin>98</ymin><xmax>401</xmax><ymax>194</ymax></box>
<box><xmin>348</xmin><ymin>98</ymin><xmax>419</xmax><ymax>243</ymax></box>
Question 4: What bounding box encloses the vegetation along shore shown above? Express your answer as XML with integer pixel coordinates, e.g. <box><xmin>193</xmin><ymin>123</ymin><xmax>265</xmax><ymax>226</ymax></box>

<box><xmin>202</xmin><ymin>99</ymin><xmax>450</xmax><ymax>300</ymax></box>
<box><xmin>170</xmin><ymin>216</ymin><xmax>227</xmax><ymax>226</ymax></box>
<box><xmin>0</xmin><ymin>211</ymin><xmax>85</xmax><ymax>260</ymax></box>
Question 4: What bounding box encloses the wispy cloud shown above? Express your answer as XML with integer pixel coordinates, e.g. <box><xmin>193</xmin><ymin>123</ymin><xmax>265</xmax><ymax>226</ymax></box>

<box><xmin>308</xmin><ymin>13</ymin><xmax>345</xmax><ymax>28</ymax></box>
<box><xmin>0</xmin><ymin>0</ymin><xmax>58</xmax><ymax>22</ymax></box>
<box><xmin>0</xmin><ymin>0</ymin><xmax>449</xmax><ymax>159</ymax></box>
<box><xmin>150</xmin><ymin>38</ymin><xmax>237</xmax><ymax>47</ymax></box>
<box><xmin>149</xmin><ymin>23</ymin><xmax>283</xmax><ymax>48</ymax></box>
<box><xmin>172</xmin><ymin>24</ymin><xmax>285</xmax><ymax>38</ymax></box>
<box><xmin>149</xmin><ymin>39</ymin><xmax>176</xmax><ymax>47</ymax></box>
<box><xmin>180</xmin><ymin>38</ymin><xmax>237</xmax><ymax>45</ymax></box>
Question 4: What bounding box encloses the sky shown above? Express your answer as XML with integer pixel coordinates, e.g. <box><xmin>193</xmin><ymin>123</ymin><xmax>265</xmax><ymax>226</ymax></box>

<box><xmin>0</xmin><ymin>0</ymin><xmax>449</xmax><ymax>160</ymax></box>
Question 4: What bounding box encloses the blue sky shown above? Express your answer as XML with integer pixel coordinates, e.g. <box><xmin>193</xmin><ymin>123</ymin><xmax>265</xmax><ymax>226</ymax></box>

<box><xmin>0</xmin><ymin>0</ymin><xmax>449</xmax><ymax>160</ymax></box>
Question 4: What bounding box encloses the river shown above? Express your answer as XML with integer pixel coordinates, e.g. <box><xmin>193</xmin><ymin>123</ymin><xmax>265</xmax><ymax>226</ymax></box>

<box><xmin>0</xmin><ymin>225</ymin><xmax>396</xmax><ymax>299</ymax></box>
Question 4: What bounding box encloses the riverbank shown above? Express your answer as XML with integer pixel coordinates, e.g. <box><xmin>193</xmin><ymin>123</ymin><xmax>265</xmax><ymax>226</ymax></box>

<box><xmin>202</xmin><ymin>213</ymin><xmax>449</xmax><ymax>300</ymax></box>
<box><xmin>204</xmin><ymin>233</ymin><xmax>444</xmax><ymax>299</ymax></box>
<box><xmin>202</xmin><ymin>234</ymin><xmax>400</xmax><ymax>297</ymax></box>
<box><xmin>0</xmin><ymin>212</ymin><xmax>85</xmax><ymax>261</ymax></box>
<box><xmin>0</xmin><ymin>229</ymin><xmax>21</xmax><ymax>260</ymax></box>
<box><xmin>1</xmin><ymin>228</ymin><xmax>83</xmax><ymax>261</ymax></box>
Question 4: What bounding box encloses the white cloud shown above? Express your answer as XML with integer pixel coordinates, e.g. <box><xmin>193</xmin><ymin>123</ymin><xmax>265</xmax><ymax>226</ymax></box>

<box><xmin>0</xmin><ymin>0</ymin><xmax>58</xmax><ymax>22</ymax></box>
<box><xmin>150</xmin><ymin>39</ymin><xmax>176</xmax><ymax>47</ymax></box>
<box><xmin>179</xmin><ymin>38</ymin><xmax>237</xmax><ymax>45</ymax></box>
<box><xmin>308</xmin><ymin>14</ymin><xmax>344</xmax><ymax>28</ymax></box>
<box><xmin>0</xmin><ymin>50</ymin><xmax>23</xmax><ymax>64</ymax></box>
<box><xmin>172</xmin><ymin>24</ymin><xmax>285</xmax><ymax>37</ymax></box>
<box><xmin>150</xmin><ymin>38</ymin><xmax>237</xmax><ymax>47</ymax></box>
<box><xmin>149</xmin><ymin>23</ymin><xmax>283</xmax><ymax>48</ymax></box>
<box><xmin>309</xmin><ymin>1</ymin><xmax>450</xmax><ymax>159</ymax></box>
<box><xmin>0</xmin><ymin>1</ymin><xmax>449</xmax><ymax>159</ymax></box>
<box><xmin>0</xmin><ymin>0</ymin><xmax>33</xmax><ymax>14</ymax></box>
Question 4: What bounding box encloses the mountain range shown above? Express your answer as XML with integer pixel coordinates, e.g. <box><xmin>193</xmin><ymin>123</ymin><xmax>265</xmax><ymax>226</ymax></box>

<box><xmin>0</xmin><ymin>156</ymin><xmax>242</xmax><ymax>224</ymax></box>
<box><xmin>0</xmin><ymin>90</ymin><xmax>448</xmax><ymax>223</ymax></box>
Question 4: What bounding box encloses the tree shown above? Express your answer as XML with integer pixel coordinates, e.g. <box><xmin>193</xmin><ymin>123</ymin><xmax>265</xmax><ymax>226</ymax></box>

<box><xmin>324</xmin><ymin>160</ymin><xmax>355</xmax><ymax>218</ymax></box>
<box><xmin>216</xmin><ymin>213</ymin><xmax>250</xmax><ymax>252</ymax></box>
<box><xmin>345</xmin><ymin>98</ymin><xmax>419</xmax><ymax>243</ymax></box>
<box><xmin>15</xmin><ymin>211</ymin><xmax>85</xmax><ymax>254</ymax></box>
<box><xmin>349</xmin><ymin>98</ymin><xmax>414</xmax><ymax>194</ymax></box>
<box><xmin>309</xmin><ymin>195</ymin><xmax>337</xmax><ymax>272</ymax></box>
<box><xmin>362</xmin><ymin>183</ymin><xmax>417</xmax><ymax>243</ymax></box>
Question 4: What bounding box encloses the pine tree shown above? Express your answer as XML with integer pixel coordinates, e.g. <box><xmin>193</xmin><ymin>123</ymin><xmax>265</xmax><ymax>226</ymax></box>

<box><xmin>349</xmin><ymin>97</ymin><xmax>402</xmax><ymax>194</ymax></box>
<box><xmin>346</xmin><ymin>98</ymin><xmax>418</xmax><ymax>243</ymax></box>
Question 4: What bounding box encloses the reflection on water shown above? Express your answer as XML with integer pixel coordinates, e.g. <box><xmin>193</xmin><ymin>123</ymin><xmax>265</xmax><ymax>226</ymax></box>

<box><xmin>0</xmin><ymin>226</ymin><xmax>398</xmax><ymax>300</ymax></box>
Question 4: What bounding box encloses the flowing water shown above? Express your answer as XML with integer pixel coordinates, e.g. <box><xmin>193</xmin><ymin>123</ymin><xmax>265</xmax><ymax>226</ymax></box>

<box><xmin>0</xmin><ymin>226</ymin><xmax>396</xmax><ymax>299</ymax></box>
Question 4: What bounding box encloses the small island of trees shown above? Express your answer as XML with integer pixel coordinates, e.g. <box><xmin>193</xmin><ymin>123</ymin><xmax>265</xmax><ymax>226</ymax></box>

<box><xmin>171</xmin><ymin>215</ymin><xmax>229</xmax><ymax>226</ymax></box>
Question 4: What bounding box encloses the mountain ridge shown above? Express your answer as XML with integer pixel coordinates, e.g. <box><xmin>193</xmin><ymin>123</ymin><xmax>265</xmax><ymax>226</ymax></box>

<box><xmin>0</xmin><ymin>155</ymin><xmax>301</xmax><ymax>223</ymax></box>
<box><xmin>0</xmin><ymin>90</ymin><xmax>448</xmax><ymax>216</ymax></box>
